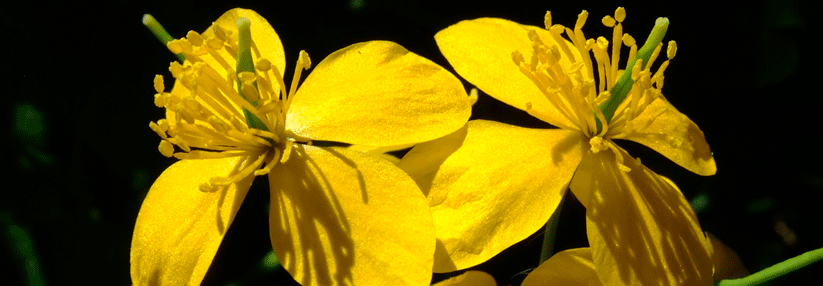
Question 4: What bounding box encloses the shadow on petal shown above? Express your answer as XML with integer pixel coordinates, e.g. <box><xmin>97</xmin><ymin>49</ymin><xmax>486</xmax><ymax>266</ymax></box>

<box><xmin>269</xmin><ymin>145</ymin><xmax>354</xmax><ymax>285</ymax></box>
<box><xmin>583</xmin><ymin>147</ymin><xmax>713</xmax><ymax>285</ymax></box>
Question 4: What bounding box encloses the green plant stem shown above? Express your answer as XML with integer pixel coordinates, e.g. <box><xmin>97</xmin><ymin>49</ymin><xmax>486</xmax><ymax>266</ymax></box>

<box><xmin>539</xmin><ymin>191</ymin><xmax>566</xmax><ymax>265</ymax></box>
<box><xmin>717</xmin><ymin>246</ymin><xmax>823</xmax><ymax>286</ymax></box>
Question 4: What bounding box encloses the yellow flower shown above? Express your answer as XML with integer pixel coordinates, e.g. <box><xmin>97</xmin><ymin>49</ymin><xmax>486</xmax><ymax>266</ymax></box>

<box><xmin>131</xmin><ymin>8</ymin><xmax>471</xmax><ymax>286</ymax></box>
<box><xmin>399</xmin><ymin>7</ymin><xmax>716</xmax><ymax>285</ymax></box>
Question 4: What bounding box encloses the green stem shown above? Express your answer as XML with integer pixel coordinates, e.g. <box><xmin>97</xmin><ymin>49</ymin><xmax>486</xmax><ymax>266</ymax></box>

<box><xmin>595</xmin><ymin>17</ymin><xmax>669</xmax><ymax>133</ymax></box>
<box><xmin>539</xmin><ymin>191</ymin><xmax>566</xmax><ymax>265</ymax></box>
<box><xmin>717</xmin><ymin>247</ymin><xmax>823</xmax><ymax>286</ymax></box>
<box><xmin>142</xmin><ymin>14</ymin><xmax>186</xmax><ymax>63</ymax></box>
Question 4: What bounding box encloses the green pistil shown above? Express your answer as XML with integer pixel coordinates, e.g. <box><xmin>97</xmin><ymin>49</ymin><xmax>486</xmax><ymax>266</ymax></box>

<box><xmin>142</xmin><ymin>14</ymin><xmax>186</xmax><ymax>63</ymax></box>
<box><xmin>595</xmin><ymin>17</ymin><xmax>669</xmax><ymax>134</ymax></box>
<box><xmin>235</xmin><ymin>18</ymin><xmax>268</xmax><ymax>131</ymax></box>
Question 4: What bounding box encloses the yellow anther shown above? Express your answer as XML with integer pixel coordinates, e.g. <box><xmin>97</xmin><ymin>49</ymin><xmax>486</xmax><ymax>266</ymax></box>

<box><xmin>614</xmin><ymin>7</ymin><xmax>626</xmax><ymax>22</ymax></box>
<box><xmin>622</xmin><ymin>33</ymin><xmax>636</xmax><ymax>47</ymax></box>
<box><xmin>596</xmin><ymin>37</ymin><xmax>609</xmax><ymax>49</ymax></box>
<box><xmin>186</xmin><ymin>30</ymin><xmax>204</xmax><ymax>46</ymax></box>
<box><xmin>157</xmin><ymin>119</ymin><xmax>169</xmax><ymax>132</ymax></box>
<box><xmin>575</xmin><ymin>10</ymin><xmax>589</xmax><ymax>30</ymax></box>
<box><xmin>153</xmin><ymin>75</ymin><xmax>165</xmax><ymax>93</ymax></box>
<box><xmin>183</xmin><ymin>97</ymin><xmax>201</xmax><ymax>114</ymax></box>
<box><xmin>511</xmin><ymin>50</ymin><xmax>525</xmax><ymax>65</ymax></box>
<box><xmin>208</xmin><ymin>116</ymin><xmax>228</xmax><ymax>133</ymax></box>
<box><xmin>667</xmin><ymin>40</ymin><xmax>677</xmax><ymax>59</ymax></box>
<box><xmin>158</xmin><ymin>140</ymin><xmax>175</xmax><ymax>157</ymax></box>
<box><xmin>213</xmin><ymin>24</ymin><xmax>229</xmax><ymax>41</ymax></box>
<box><xmin>169</xmin><ymin>62</ymin><xmax>184</xmax><ymax>78</ymax></box>
<box><xmin>167</xmin><ymin>39</ymin><xmax>183</xmax><ymax>54</ymax></box>
<box><xmin>239</xmin><ymin>71</ymin><xmax>256</xmax><ymax>85</ymax></box>
<box><xmin>589</xmin><ymin>136</ymin><xmax>609</xmax><ymax>153</ymax></box>
<box><xmin>468</xmin><ymin>88</ymin><xmax>478</xmax><ymax>106</ymax></box>
<box><xmin>549</xmin><ymin>24</ymin><xmax>565</xmax><ymax>34</ymax></box>
<box><xmin>298</xmin><ymin>50</ymin><xmax>311</xmax><ymax>70</ymax></box>
<box><xmin>149</xmin><ymin>121</ymin><xmax>167</xmax><ymax>139</ymax></box>
<box><xmin>631</xmin><ymin>59</ymin><xmax>644</xmax><ymax>80</ymax></box>
<box><xmin>618</xmin><ymin>163</ymin><xmax>631</xmax><ymax>172</ymax></box>
<box><xmin>199</xmin><ymin>182</ymin><xmax>216</xmax><ymax>192</ymax></box>
<box><xmin>280</xmin><ymin>140</ymin><xmax>294</xmax><ymax>163</ymax></box>
<box><xmin>602</xmin><ymin>15</ymin><xmax>616</xmax><ymax>27</ymax></box>
<box><xmin>256</xmin><ymin>58</ymin><xmax>272</xmax><ymax>72</ymax></box>
<box><xmin>153</xmin><ymin>93</ymin><xmax>166</xmax><ymax>108</ymax></box>
<box><xmin>242</xmin><ymin>84</ymin><xmax>259</xmax><ymax>101</ymax></box>
<box><xmin>206</xmin><ymin>38</ymin><xmax>223</xmax><ymax>50</ymax></box>
<box><xmin>544</xmin><ymin>11</ymin><xmax>552</xmax><ymax>29</ymax></box>
<box><xmin>209</xmin><ymin>176</ymin><xmax>231</xmax><ymax>186</ymax></box>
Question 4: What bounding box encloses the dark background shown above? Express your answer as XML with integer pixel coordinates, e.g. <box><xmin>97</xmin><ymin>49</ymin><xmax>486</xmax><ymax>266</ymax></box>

<box><xmin>1</xmin><ymin>0</ymin><xmax>820</xmax><ymax>285</ymax></box>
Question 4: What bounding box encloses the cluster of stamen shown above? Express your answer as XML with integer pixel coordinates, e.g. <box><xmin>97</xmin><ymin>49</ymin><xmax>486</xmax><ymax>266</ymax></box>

<box><xmin>512</xmin><ymin>7</ymin><xmax>677</xmax><ymax>171</ymax></box>
<box><xmin>148</xmin><ymin>20</ymin><xmax>312</xmax><ymax>192</ymax></box>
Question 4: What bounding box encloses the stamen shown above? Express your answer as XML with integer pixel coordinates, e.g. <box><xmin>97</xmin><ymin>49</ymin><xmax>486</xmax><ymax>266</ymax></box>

<box><xmin>142</xmin><ymin>14</ymin><xmax>186</xmax><ymax>63</ymax></box>
<box><xmin>158</xmin><ymin>140</ymin><xmax>175</xmax><ymax>157</ymax></box>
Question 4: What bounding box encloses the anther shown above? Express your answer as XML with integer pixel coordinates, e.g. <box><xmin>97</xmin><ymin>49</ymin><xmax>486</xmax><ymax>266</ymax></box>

<box><xmin>158</xmin><ymin>140</ymin><xmax>175</xmax><ymax>157</ymax></box>
<box><xmin>575</xmin><ymin>10</ymin><xmax>589</xmax><ymax>30</ymax></box>
<box><xmin>256</xmin><ymin>58</ymin><xmax>272</xmax><ymax>72</ymax></box>
<box><xmin>544</xmin><ymin>11</ymin><xmax>552</xmax><ymax>29</ymax></box>
<box><xmin>614</xmin><ymin>7</ymin><xmax>626</xmax><ymax>23</ymax></box>
<box><xmin>149</xmin><ymin>121</ymin><xmax>168</xmax><ymax>139</ymax></box>
<box><xmin>186</xmin><ymin>30</ymin><xmax>204</xmax><ymax>46</ymax></box>
<box><xmin>602</xmin><ymin>15</ymin><xmax>616</xmax><ymax>27</ymax></box>
<box><xmin>153</xmin><ymin>75</ymin><xmax>165</xmax><ymax>93</ymax></box>
<box><xmin>667</xmin><ymin>40</ymin><xmax>677</xmax><ymax>59</ymax></box>
<box><xmin>622</xmin><ymin>33</ymin><xmax>636</xmax><ymax>47</ymax></box>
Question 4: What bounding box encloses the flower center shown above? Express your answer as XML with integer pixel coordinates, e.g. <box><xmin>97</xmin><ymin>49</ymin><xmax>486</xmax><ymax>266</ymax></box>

<box><xmin>512</xmin><ymin>7</ymin><xmax>677</xmax><ymax>140</ymax></box>
<box><xmin>147</xmin><ymin>17</ymin><xmax>312</xmax><ymax>193</ymax></box>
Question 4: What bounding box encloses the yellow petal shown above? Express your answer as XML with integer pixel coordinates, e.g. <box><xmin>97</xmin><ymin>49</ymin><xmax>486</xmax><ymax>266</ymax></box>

<box><xmin>130</xmin><ymin>157</ymin><xmax>253</xmax><ymax>285</ymax></box>
<box><xmin>268</xmin><ymin>145</ymin><xmax>435</xmax><ymax>286</ymax></box>
<box><xmin>620</xmin><ymin>96</ymin><xmax>716</xmax><ymax>175</ymax></box>
<box><xmin>522</xmin><ymin>248</ymin><xmax>600</xmax><ymax>286</ymax></box>
<box><xmin>435</xmin><ymin>18</ymin><xmax>578</xmax><ymax>130</ymax></box>
<box><xmin>433</xmin><ymin>271</ymin><xmax>497</xmax><ymax>286</ymax></box>
<box><xmin>202</xmin><ymin>8</ymin><xmax>286</xmax><ymax>81</ymax></box>
<box><xmin>398</xmin><ymin>120</ymin><xmax>586</xmax><ymax>272</ymax></box>
<box><xmin>578</xmin><ymin>147</ymin><xmax>713</xmax><ymax>286</ymax></box>
<box><xmin>286</xmin><ymin>41</ymin><xmax>471</xmax><ymax>146</ymax></box>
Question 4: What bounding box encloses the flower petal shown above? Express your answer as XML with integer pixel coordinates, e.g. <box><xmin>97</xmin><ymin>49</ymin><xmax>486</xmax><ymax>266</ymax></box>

<box><xmin>576</xmin><ymin>147</ymin><xmax>713</xmax><ymax>286</ymax></box>
<box><xmin>398</xmin><ymin>120</ymin><xmax>586</xmax><ymax>272</ymax></box>
<box><xmin>433</xmin><ymin>271</ymin><xmax>497</xmax><ymax>286</ymax></box>
<box><xmin>620</xmin><ymin>96</ymin><xmax>716</xmax><ymax>175</ymax></box>
<box><xmin>202</xmin><ymin>8</ymin><xmax>286</xmax><ymax>81</ymax></box>
<box><xmin>130</xmin><ymin>157</ymin><xmax>253</xmax><ymax>285</ymax></box>
<box><xmin>286</xmin><ymin>41</ymin><xmax>471</xmax><ymax>146</ymax></box>
<box><xmin>268</xmin><ymin>145</ymin><xmax>435</xmax><ymax>286</ymax></box>
<box><xmin>522</xmin><ymin>248</ymin><xmax>599</xmax><ymax>286</ymax></box>
<box><xmin>435</xmin><ymin>18</ymin><xmax>578</xmax><ymax>130</ymax></box>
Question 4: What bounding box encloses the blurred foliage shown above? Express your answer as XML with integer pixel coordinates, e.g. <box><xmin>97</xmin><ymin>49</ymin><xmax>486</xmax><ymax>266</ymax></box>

<box><xmin>0</xmin><ymin>0</ymin><xmax>819</xmax><ymax>285</ymax></box>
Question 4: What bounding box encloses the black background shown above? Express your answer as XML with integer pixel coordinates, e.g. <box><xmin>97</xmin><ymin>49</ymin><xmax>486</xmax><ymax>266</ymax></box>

<box><xmin>1</xmin><ymin>0</ymin><xmax>820</xmax><ymax>285</ymax></box>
